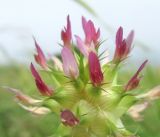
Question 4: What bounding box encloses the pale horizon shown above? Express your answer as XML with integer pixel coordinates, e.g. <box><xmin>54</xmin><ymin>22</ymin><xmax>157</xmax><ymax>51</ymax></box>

<box><xmin>0</xmin><ymin>0</ymin><xmax>159</xmax><ymax>65</ymax></box>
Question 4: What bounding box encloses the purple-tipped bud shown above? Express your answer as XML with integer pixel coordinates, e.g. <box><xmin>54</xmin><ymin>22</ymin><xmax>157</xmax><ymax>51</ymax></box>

<box><xmin>61</xmin><ymin>15</ymin><xmax>72</xmax><ymax>48</ymax></box>
<box><xmin>88</xmin><ymin>51</ymin><xmax>103</xmax><ymax>86</ymax></box>
<box><xmin>113</xmin><ymin>27</ymin><xmax>134</xmax><ymax>63</ymax></box>
<box><xmin>125</xmin><ymin>60</ymin><xmax>148</xmax><ymax>91</ymax></box>
<box><xmin>30</xmin><ymin>63</ymin><xmax>53</xmax><ymax>96</ymax></box>
<box><xmin>61</xmin><ymin>47</ymin><xmax>79</xmax><ymax>79</ymax></box>
<box><xmin>34</xmin><ymin>39</ymin><xmax>48</xmax><ymax>69</ymax></box>
<box><xmin>60</xmin><ymin>109</ymin><xmax>79</xmax><ymax>127</ymax></box>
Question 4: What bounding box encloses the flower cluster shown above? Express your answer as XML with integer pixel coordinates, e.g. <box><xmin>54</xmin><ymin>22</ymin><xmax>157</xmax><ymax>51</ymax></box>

<box><xmin>8</xmin><ymin>16</ymin><xmax>150</xmax><ymax>137</ymax></box>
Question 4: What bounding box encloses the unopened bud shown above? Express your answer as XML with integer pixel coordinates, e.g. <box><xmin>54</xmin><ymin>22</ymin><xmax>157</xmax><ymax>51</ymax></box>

<box><xmin>60</xmin><ymin>109</ymin><xmax>79</xmax><ymax>127</ymax></box>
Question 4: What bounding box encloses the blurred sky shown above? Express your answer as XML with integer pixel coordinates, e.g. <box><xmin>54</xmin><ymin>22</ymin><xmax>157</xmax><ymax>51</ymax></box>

<box><xmin>0</xmin><ymin>0</ymin><xmax>159</xmax><ymax>65</ymax></box>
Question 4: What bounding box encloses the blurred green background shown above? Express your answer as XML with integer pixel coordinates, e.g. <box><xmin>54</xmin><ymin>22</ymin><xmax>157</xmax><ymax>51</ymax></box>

<box><xmin>0</xmin><ymin>0</ymin><xmax>160</xmax><ymax>137</ymax></box>
<box><xmin>0</xmin><ymin>64</ymin><xmax>160</xmax><ymax>137</ymax></box>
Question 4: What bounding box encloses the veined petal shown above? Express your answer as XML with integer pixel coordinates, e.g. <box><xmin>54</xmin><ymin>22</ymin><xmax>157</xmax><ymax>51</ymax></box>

<box><xmin>34</xmin><ymin>39</ymin><xmax>47</xmax><ymax>69</ymax></box>
<box><xmin>30</xmin><ymin>63</ymin><xmax>53</xmax><ymax>96</ymax></box>
<box><xmin>88</xmin><ymin>51</ymin><xmax>103</xmax><ymax>86</ymax></box>
<box><xmin>61</xmin><ymin>47</ymin><xmax>79</xmax><ymax>79</ymax></box>
<box><xmin>61</xmin><ymin>15</ymin><xmax>72</xmax><ymax>47</ymax></box>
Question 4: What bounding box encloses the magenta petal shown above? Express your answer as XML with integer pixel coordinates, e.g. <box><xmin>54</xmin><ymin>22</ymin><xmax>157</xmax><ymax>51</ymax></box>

<box><xmin>125</xmin><ymin>60</ymin><xmax>148</xmax><ymax>91</ymax></box>
<box><xmin>88</xmin><ymin>52</ymin><xmax>103</xmax><ymax>86</ymax></box>
<box><xmin>126</xmin><ymin>30</ymin><xmax>134</xmax><ymax>48</ymax></box>
<box><xmin>82</xmin><ymin>16</ymin><xmax>87</xmax><ymax>31</ymax></box>
<box><xmin>30</xmin><ymin>63</ymin><xmax>42</xmax><ymax>82</ymax></box>
<box><xmin>89</xmin><ymin>21</ymin><xmax>100</xmax><ymax>44</ymax></box>
<box><xmin>66</xmin><ymin>15</ymin><xmax>72</xmax><ymax>42</ymax></box>
<box><xmin>61</xmin><ymin>15</ymin><xmax>72</xmax><ymax>47</ymax></box>
<box><xmin>82</xmin><ymin>16</ymin><xmax>100</xmax><ymax>46</ymax></box>
<box><xmin>134</xmin><ymin>60</ymin><xmax>148</xmax><ymax>78</ymax></box>
<box><xmin>116</xmin><ymin>27</ymin><xmax>123</xmax><ymax>47</ymax></box>
<box><xmin>30</xmin><ymin>63</ymin><xmax>53</xmax><ymax>96</ymax></box>
<box><xmin>61</xmin><ymin>47</ymin><xmax>79</xmax><ymax>79</ymax></box>
<box><xmin>34</xmin><ymin>39</ymin><xmax>47</xmax><ymax>69</ymax></box>
<box><xmin>61</xmin><ymin>109</ymin><xmax>79</xmax><ymax>127</ymax></box>
<box><xmin>113</xmin><ymin>27</ymin><xmax>134</xmax><ymax>63</ymax></box>
<box><xmin>96</xmin><ymin>28</ymin><xmax>100</xmax><ymax>40</ymax></box>
<box><xmin>75</xmin><ymin>35</ymin><xmax>89</xmax><ymax>57</ymax></box>
<box><xmin>85</xmin><ymin>20</ymin><xmax>93</xmax><ymax>44</ymax></box>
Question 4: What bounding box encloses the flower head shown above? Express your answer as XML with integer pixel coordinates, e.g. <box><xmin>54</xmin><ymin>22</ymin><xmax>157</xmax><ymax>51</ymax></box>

<box><xmin>88</xmin><ymin>51</ymin><xmax>103</xmax><ymax>86</ymax></box>
<box><xmin>113</xmin><ymin>27</ymin><xmax>134</xmax><ymax>63</ymax></box>
<box><xmin>34</xmin><ymin>39</ymin><xmax>48</xmax><ymax>69</ymax></box>
<box><xmin>8</xmin><ymin>16</ymin><xmax>151</xmax><ymax>137</ymax></box>
<box><xmin>60</xmin><ymin>109</ymin><xmax>79</xmax><ymax>127</ymax></box>
<box><xmin>61</xmin><ymin>15</ymin><xmax>72</xmax><ymax>48</ymax></box>
<box><xmin>125</xmin><ymin>60</ymin><xmax>148</xmax><ymax>91</ymax></box>
<box><xmin>30</xmin><ymin>63</ymin><xmax>53</xmax><ymax>96</ymax></box>
<box><xmin>61</xmin><ymin>47</ymin><xmax>79</xmax><ymax>79</ymax></box>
